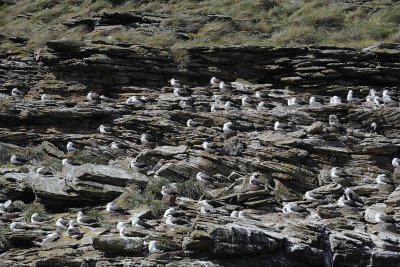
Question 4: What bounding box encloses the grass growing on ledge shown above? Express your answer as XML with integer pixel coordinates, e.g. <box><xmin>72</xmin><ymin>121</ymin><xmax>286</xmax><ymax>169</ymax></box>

<box><xmin>0</xmin><ymin>226</ymin><xmax>11</xmax><ymax>250</ymax></box>
<box><xmin>176</xmin><ymin>180</ymin><xmax>207</xmax><ymax>200</ymax></box>
<box><xmin>0</xmin><ymin>0</ymin><xmax>399</xmax><ymax>52</ymax></box>
<box><xmin>74</xmin><ymin>149</ymin><xmax>110</xmax><ymax>165</ymax></box>
<box><xmin>22</xmin><ymin>202</ymin><xmax>47</xmax><ymax>223</ymax></box>
<box><xmin>119</xmin><ymin>178</ymin><xmax>171</xmax><ymax>217</ymax></box>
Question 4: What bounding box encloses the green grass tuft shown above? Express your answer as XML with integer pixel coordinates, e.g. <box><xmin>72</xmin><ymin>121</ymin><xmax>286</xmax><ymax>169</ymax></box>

<box><xmin>176</xmin><ymin>180</ymin><xmax>207</xmax><ymax>200</ymax></box>
<box><xmin>0</xmin><ymin>226</ymin><xmax>11</xmax><ymax>250</ymax></box>
<box><xmin>22</xmin><ymin>202</ymin><xmax>47</xmax><ymax>223</ymax></box>
<box><xmin>41</xmin><ymin>157</ymin><xmax>63</xmax><ymax>173</ymax></box>
<box><xmin>74</xmin><ymin>149</ymin><xmax>110</xmax><ymax>165</ymax></box>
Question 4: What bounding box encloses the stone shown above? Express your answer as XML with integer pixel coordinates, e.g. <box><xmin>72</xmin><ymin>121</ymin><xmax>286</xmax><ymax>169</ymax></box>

<box><xmin>93</xmin><ymin>236</ymin><xmax>143</xmax><ymax>254</ymax></box>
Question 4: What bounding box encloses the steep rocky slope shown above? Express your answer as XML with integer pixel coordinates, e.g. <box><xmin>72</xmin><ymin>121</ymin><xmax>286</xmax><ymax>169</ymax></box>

<box><xmin>1</xmin><ymin>2</ymin><xmax>400</xmax><ymax>266</ymax></box>
<box><xmin>1</xmin><ymin>38</ymin><xmax>400</xmax><ymax>266</ymax></box>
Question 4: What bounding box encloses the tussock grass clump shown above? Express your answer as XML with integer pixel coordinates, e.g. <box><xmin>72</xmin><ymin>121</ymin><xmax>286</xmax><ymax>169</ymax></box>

<box><xmin>86</xmin><ymin>209</ymin><xmax>110</xmax><ymax>227</ymax></box>
<box><xmin>143</xmin><ymin>177</ymin><xmax>170</xmax><ymax>199</ymax></box>
<box><xmin>176</xmin><ymin>180</ymin><xmax>207</xmax><ymax>200</ymax></box>
<box><xmin>0</xmin><ymin>98</ymin><xmax>13</xmax><ymax>112</ymax></box>
<box><xmin>22</xmin><ymin>202</ymin><xmax>46</xmax><ymax>222</ymax></box>
<box><xmin>119</xmin><ymin>178</ymin><xmax>170</xmax><ymax>217</ymax></box>
<box><xmin>146</xmin><ymin>199</ymin><xmax>167</xmax><ymax>217</ymax></box>
<box><xmin>0</xmin><ymin>144</ymin><xmax>13</xmax><ymax>165</ymax></box>
<box><xmin>74</xmin><ymin>149</ymin><xmax>109</xmax><ymax>165</ymax></box>
<box><xmin>11</xmin><ymin>200</ymin><xmax>26</xmax><ymax>211</ymax></box>
<box><xmin>41</xmin><ymin>157</ymin><xmax>63</xmax><ymax>173</ymax></box>
<box><xmin>0</xmin><ymin>226</ymin><xmax>11</xmax><ymax>250</ymax></box>
<box><xmin>20</xmin><ymin>146</ymin><xmax>46</xmax><ymax>164</ymax></box>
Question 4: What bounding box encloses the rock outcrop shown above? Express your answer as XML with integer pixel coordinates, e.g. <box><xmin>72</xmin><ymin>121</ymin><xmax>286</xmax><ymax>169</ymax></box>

<box><xmin>1</xmin><ymin>27</ymin><xmax>400</xmax><ymax>266</ymax></box>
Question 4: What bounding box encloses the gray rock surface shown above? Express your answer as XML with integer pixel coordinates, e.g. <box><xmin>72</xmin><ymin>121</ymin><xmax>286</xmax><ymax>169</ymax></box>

<box><xmin>1</xmin><ymin>29</ymin><xmax>400</xmax><ymax>266</ymax></box>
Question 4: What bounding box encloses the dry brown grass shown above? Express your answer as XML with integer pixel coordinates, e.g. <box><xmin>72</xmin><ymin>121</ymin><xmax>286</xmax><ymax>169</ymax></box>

<box><xmin>0</xmin><ymin>0</ymin><xmax>399</xmax><ymax>51</ymax></box>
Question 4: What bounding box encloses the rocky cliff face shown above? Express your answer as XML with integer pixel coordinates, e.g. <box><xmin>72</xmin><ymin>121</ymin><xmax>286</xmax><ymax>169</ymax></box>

<box><xmin>1</xmin><ymin>29</ymin><xmax>400</xmax><ymax>266</ymax></box>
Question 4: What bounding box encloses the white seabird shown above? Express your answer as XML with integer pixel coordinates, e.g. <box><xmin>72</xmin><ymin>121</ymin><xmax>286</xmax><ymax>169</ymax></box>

<box><xmin>161</xmin><ymin>186</ymin><xmax>177</xmax><ymax>197</ymax></box>
<box><xmin>249</xmin><ymin>174</ymin><xmax>264</xmax><ymax>187</ymax></box>
<box><xmin>140</xmin><ymin>133</ymin><xmax>156</xmax><ymax>145</ymax></box>
<box><xmin>376</xmin><ymin>174</ymin><xmax>393</xmax><ymax>184</ymax></box>
<box><xmin>163</xmin><ymin>208</ymin><xmax>177</xmax><ymax>218</ymax></box>
<box><xmin>98</xmin><ymin>125</ymin><xmax>113</xmax><ymax>134</ymax></box>
<box><xmin>368</xmin><ymin>122</ymin><xmax>377</xmax><ymax>133</ymax></box>
<box><xmin>330</xmin><ymin>167</ymin><xmax>348</xmax><ymax>180</ymax></box>
<box><xmin>274</xmin><ymin>121</ymin><xmax>293</xmax><ymax>132</ymax></box>
<box><xmin>118</xmin><ymin>225</ymin><xmax>131</xmax><ymax>238</ymax></box>
<box><xmin>186</xmin><ymin>119</ymin><xmax>200</xmax><ymax>128</ymax></box>
<box><xmin>10</xmin><ymin>222</ymin><xmax>36</xmax><ymax>232</ymax></box>
<box><xmin>33</xmin><ymin>233</ymin><xmax>59</xmax><ymax>248</ymax></box>
<box><xmin>337</xmin><ymin>195</ymin><xmax>362</xmax><ymax>208</ymax></box>
<box><xmin>230</xmin><ymin>211</ymin><xmax>239</xmax><ymax>217</ymax></box>
<box><xmin>224</xmin><ymin>101</ymin><xmax>238</xmax><ymax>110</ymax></box>
<box><xmin>31</xmin><ymin>213</ymin><xmax>50</xmax><ymax>224</ymax></box>
<box><xmin>304</xmin><ymin>191</ymin><xmax>322</xmax><ymax>201</ymax></box>
<box><xmin>199</xmin><ymin>207</ymin><xmax>209</xmax><ymax>214</ymax></box>
<box><xmin>241</xmin><ymin>96</ymin><xmax>254</xmax><ymax>108</ymax></box>
<box><xmin>382</xmin><ymin>90</ymin><xmax>396</xmax><ymax>103</ymax></box>
<box><xmin>41</xmin><ymin>94</ymin><xmax>50</xmax><ymax>101</ymax></box>
<box><xmin>87</xmin><ymin>92</ymin><xmax>101</xmax><ymax>101</ymax></box>
<box><xmin>11</xmin><ymin>88</ymin><xmax>23</xmax><ymax>97</ymax></box>
<box><xmin>375</xmin><ymin>213</ymin><xmax>395</xmax><ymax>223</ymax></box>
<box><xmin>179</xmin><ymin>100</ymin><xmax>192</xmax><ymax>109</ymax></box>
<box><xmin>125</xmin><ymin>96</ymin><xmax>144</xmax><ymax>106</ymax></box>
<box><xmin>274</xmin><ymin>121</ymin><xmax>281</xmax><ymax>131</ymax></box>
<box><xmin>392</xmin><ymin>158</ymin><xmax>400</xmax><ymax>168</ymax></box>
<box><xmin>10</xmin><ymin>155</ymin><xmax>27</xmax><ymax>165</ymax></box>
<box><xmin>287</xmin><ymin>97</ymin><xmax>299</xmax><ymax>106</ymax></box>
<box><xmin>174</xmin><ymin>87</ymin><xmax>190</xmax><ymax>97</ymax></box>
<box><xmin>66</xmin><ymin>141</ymin><xmax>78</xmax><ymax>152</ymax></box>
<box><xmin>61</xmin><ymin>159</ymin><xmax>70</xmax><ymax>166</ymax></box>
<box><xmin>36</xmin><ymin>167</ymin><xmax>52</xmax><ymax>176</ymax></box>
<box><xmin>282</xmin><ymin>202</ymin><xmax>306</xmax><ymax>213</ymax></box>
<box><xmin>213</xmin><ymin>94</ymin><xmax>229</xmax><ymax>104</ymax></box>
<box><xmin>202</xmin><ymin>141</ymin><xmax>221</xmax><ymax>153</ymax></box>
<box><xmin>165</xmin><ymin>214</ymin><xmax>189</xmax><ymax>226</ymax></box>
<box><xmin>344</xmin><ymin>188</ymin><xmax>363</xmax><ymax>205</ymax></box>
<box><xmin>219</xmin><ymin>81</ymin><xmax>233</xmax><ymax>90</ymax></box>
<box><xmin>148</xmin><ymin>240</ymin><xmax>164</xmax><ymax>254</ymax></box>
<box><xmin>347</xmin><ymin>90</ymin><xmax>362</xmax><ymax>103</ymax></box>
<box><xmin>210</xmin><ymin>76</ymin><xmax>221</xmax><ymax>86</ymax></box>
<box><xmin>61</xmin><ymin>158</ymin><xmax>75</xmax><ymax>166</ymax></box>
<box><xmin>0</xmin><ymin>200</ymin><xmax>12</xmax><ymax>213</ymax></box>
<box><xmin>309</xmin><ymin>96</ymin><xmax>322</xmax><ymax>107</ymax></box>
<box><xmin>110</xmin><ymin>142</ymin><xmax>119</xmax><ymax>150</ymax></box>
<box><xmin>56</xmin><ymin>218</ymin><xmax>70</xmax><ymax>230</ymax></box>
<box><xmin>328</xmin><ymin>115</ymin><xmax>340</xmax><ymax>128</ymax></box>
<box><xmin>255</xmin><ymin>91</ymin><xmax>268</xmax><ymax>99</ymax></box>
<box><xmin>131</xmin><ymin>217</ymin><xmax>154</xmax><ymax>229</ymax></box>
<box><xmin>197</xmin><ymin>200</ymin><xmax>218</xmax><ymax>213</ymax></box>
<box><xmin>67</xmin><ymin>220</ymin><xmax>83</xmax><ymax>239</ymax></box>
<box><xmin>106</xmin><ymin>202</ymin><xmax>127</xmax><ymax>213</ymax></box>
<box><xmin>196</xmin><ymin>171</ymin><xmax>211</xmax><ymax>182</ymax></box>
<box><xmin>76</xmin><ymin>211</ymin><xmax>98</xmax><ymax>226</ymax></box>
<box><xmin>168</xmin><ymin>78</ymin><xmax>181</xmax><ymax>88</ymax></box>
<box><xmin>130</xmin><ymin>158</ymin><xmax>147</xmax><ymax>169</ymax></box>
<box><xmin>330</xmin><ymin>96</ymin><xmax>342</xmax><ymax>105</ymax></box>
<box><xmin>257</xmin><ymin>102</ymin><xmax>267</xmax><ymax>110</ymax></box>
<box><xmin>116</xmin><ymin>222</ymin><xmax>127</xmax><ymax>231</ymax></box>
<box><xmin>382</xmin><ymin>95</ymin><xmax>395</xmax><ymax>104</ymax></box>
<box><xmin>223</xmin><ymin>122</ymin><xmax>235</xmax><ymax>133</ymax></box>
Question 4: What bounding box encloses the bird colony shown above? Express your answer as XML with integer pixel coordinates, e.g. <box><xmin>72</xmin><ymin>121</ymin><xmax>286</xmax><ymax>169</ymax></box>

<box><xmin>1</xmin><ymin>74</ymin><xmax>400</xmax><ymax>267</ymax></box>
